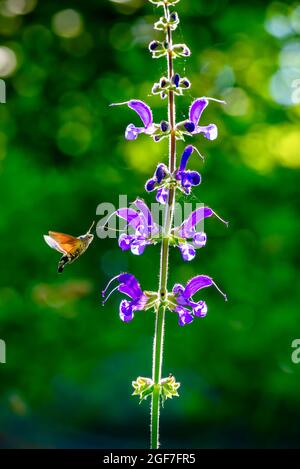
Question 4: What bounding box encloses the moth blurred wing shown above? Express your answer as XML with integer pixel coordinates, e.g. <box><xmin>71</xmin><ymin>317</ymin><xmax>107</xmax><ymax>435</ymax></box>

<box><xmin>48</xmin><ymin>231</ymin><xmax>81</xmax><ymax>254</ymax></box>
<box><xmin>43</xmin><ymin>235</ymin><xmax>67</xmax><ymax>254</ymax></box>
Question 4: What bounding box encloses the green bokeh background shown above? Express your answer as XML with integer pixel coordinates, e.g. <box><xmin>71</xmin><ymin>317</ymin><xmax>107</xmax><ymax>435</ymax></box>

<box><xmin>0</xmin><ymin>0</ymin><xmax>300</xmax><ymax>449</ymax></box>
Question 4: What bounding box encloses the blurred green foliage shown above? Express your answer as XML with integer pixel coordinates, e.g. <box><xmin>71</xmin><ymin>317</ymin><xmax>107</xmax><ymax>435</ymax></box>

<box><xmin>0</xmin><ymin>0</ymin><xmax>300</xmax><ymax>449</ymax></box>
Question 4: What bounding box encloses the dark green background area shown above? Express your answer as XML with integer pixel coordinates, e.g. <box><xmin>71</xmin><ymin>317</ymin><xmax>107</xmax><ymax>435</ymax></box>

<box><xmin>0</xmin><ymin>0</ymin><xmax>299</xmax><ymax>449</ymax></box>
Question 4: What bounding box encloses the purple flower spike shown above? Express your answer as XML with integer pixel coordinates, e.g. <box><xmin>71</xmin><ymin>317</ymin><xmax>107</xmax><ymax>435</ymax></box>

<box><xmin>111</xmin><ymin>100</ymin><xmax>157</xmax><ymax>141</ymax></box>
<box><xmin>102</xmin><ymin>273</ymin><xmax>148</xmax><ymax>323</ymax></box>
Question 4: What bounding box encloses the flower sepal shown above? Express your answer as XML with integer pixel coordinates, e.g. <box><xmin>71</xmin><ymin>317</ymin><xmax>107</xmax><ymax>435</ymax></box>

<box><xmin>152</xmin><ymin>74</ymin><xmax>191</xmax><ymax>99</ymax></box>
<box><xmin>132</xmin><ymin>377</ymin><xmax>154</xmax><ymax>404</ymax></box>
<box><xmin>149</xmin><ymin>0</ymin><xmax>180</xmax><ymax>6</ymax></box>
<box><xmin>154</xmin><ymin>12</ymin><xmax>179</xmax><ymax>32</ymax></box>
<box><xmin>149</xmin><ymin>40</ymin><xmax>168</xmax><ymax>59</ymax></box>
<box><xmin>160</xmin><ymin>374</ymin><xmax>180</xmax><ymax>406</ymax></box>
<box><xmin>132</xmin><ymin>374</ymin><xmax>180</xmax><ymax>406</ymax></box>
<box><xmin>171</xmin><ymin>43</ymin><xmax>191</xmax><ymax>58</ymax></box>
<box><xmin>152</xmin><ymin>121</ymin><xmax>171</xmax><ymax>142</ymax></box>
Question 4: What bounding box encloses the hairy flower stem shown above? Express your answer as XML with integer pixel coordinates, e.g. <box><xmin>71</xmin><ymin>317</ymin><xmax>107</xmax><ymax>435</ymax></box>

<box><xmin>151</xmin><ymin>3</ymin><xmax>176</xmax><ymax>449</ymax></box>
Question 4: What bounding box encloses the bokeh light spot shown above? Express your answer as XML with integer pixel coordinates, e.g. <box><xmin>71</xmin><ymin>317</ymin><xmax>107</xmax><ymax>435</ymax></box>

<box><xmin>0</xmin><ymin>46</ymin><xmax>17</xmax><ymax>76</ymax></box>
<box><xmin>290</xmin><ymin>5</ymin><xmax>300</xmax><ymax>33</ymax></box>
<box><xmin>265</xmin><ymin>14</ymin><xmax>293</xmax><ymax>38</ymax></box>
<box><xmin>222</xmin><ymin>87</ymin><xmax>250</xmax><ymax>116</ymax></box>
<box><xmin>57</xmin><ymin>122</ymin><xmax>92</xmax><ymax>157</ymax></box>
<box><xmin>52</xmin><ymin>9</ymin><xmax>83</xmax><ymax>39</ymax></box>
<box><xmin>6</xmin><ymin>0</ymin><xmax>37</xmax><ymax>15</ymax></box>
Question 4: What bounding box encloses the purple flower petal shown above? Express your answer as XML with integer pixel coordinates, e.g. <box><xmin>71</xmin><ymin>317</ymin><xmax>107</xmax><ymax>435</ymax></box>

<box><xmin>172</xmin><ymin>283</ymin><xmax>184</xmax><ymax>295</ymax></box>
<box><xmin>145</xmin><ymin>178</ymin><xmax>156</xmax><ymax>192</ymax></box>
<box><xmin>116</xmin><ymin>208</ymin><xmax>141</xmax><ymax>230</ymax></box>
<box><xmin>193</xmin><ymin>301</ymin><xmax>208</xmax><ymax>318</ymax></box>
<box><xmin>175</xmin><ymin>306</ymin><xmax>194</xmax><ymax>326</ymax></box>
<box><xmin>118</xmin><ymin>273</ymin><xmax>144</xmax><ymax>299</ymax></box>
<box><xmin>193</xmin><ymin>232</ymin><xmax>207</xmax><ymax>247</ymax></box>
<box><xmin>127</xmin><ymin>100</ymin><xmax>153</xmax><ymax>128</ymax></box>
<box><xmin>179</xmin><ymin>145</ymin><xmax>194</xmax><ymax>171</ymax></box>
<box><xmin>194</xmin><ymin>124</ymin><xmax>218</xmax><ymax>140</ymax></box>
<box><xmin>179</xmin><ymin>243</ymin><xmax>196</xmax><ymax>261</ymax></box>
<box><xmin>180</xmin><ymin>170</ymin><xmax>201</xmax><ymax>189</ymax></box>
<box><xmin>189</xmin><ymin>98</ymin><xmax>209</xmax><ymax>126</ymax></box>
<box><xmin>183</xmin><ymin>275</ymin><xmax>213</xmax><ymax>298</ymax></box>
<box><xmin>179</xmin><ymin>207</ymin><xmax>213</xmax><ymax>237</ymax></box>
<box><xmin>125</xmin><ymin>124</ymin><xmax>144</xmax><ymax>140</ymax></box>
<box><xmin>155</xmin><ymin>163</ymin><xmax>168</xmax><ymax>183</ymax></box>
<box><xmin>134</xmin><ymin>198</ymin><xmax>154</xmax><ymax>234</ymax></box>
<box><xmin>183</xmin><ymin>121</ymin><xmax>195</xmax><ymax>133</ymax></box>
<box><xmin>156</xmin><ymin>187</ymin><xmax>169</xmax><ymax>205</ymax></box>
<box><xmin>118</xmin><ymin>233</ymin><xmax>133</xmax><ymax>251</ymax></box>
<box><xmin>119</xmin><ymin>300</ymin><xmax>134</xmax><ymax>322</ymax></box>
<box><xmin>130</xmin><ymin>239</ymin><xmax>147</xmax><ymax>256</ymax></box>
<box><xmin>172</xmin><ymin>73</ymin><xmax>180</xmax><ymax>87</ymax></box>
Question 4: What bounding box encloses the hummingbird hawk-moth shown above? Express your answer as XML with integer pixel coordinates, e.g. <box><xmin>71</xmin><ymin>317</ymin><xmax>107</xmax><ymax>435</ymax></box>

<box><xmin>43</xmin><ymin>222</ymin><xmax>94</xmax><ymax>273</ymax></box>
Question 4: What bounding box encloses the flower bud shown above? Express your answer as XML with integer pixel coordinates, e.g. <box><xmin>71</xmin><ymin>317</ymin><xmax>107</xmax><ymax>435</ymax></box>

<box><xmin>145</xmin><ymin>178</ymin><xmax>157</xmax><ymax>192</ymax></box>
<box><xmin>160</xmin><ymin>120</ymin><xmax>169</xmax><ymax>132</ymax></box>
<box><xmin>149</xmin><ymin>40</ymin><xmax>160</xmax><ymax>51</ymax></box>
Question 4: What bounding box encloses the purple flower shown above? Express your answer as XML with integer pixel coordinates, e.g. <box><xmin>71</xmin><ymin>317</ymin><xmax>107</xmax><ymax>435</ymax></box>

<box><xmin>176</xmin><ymin>145</ymin><xmax>203</xmax><ymax>194</ymax></box>
<box><xmin>177</xmin><ymin>97</ymin><xmax>225</xmax><ymax>140</ymax></box>
<box><xmin>115</xmin><ymin>198</ymin><xmax>159</xmax><ymax>255</ymax></box>
<box><xmin>174</xmin><ymin>207</ymin><xmax>228</xmax><ymax>261</ymax></box>
<box><xmin>102</xmin><ymin>273</ymin><xmax>150</xmax><ymax>322</ymax></box>
<box><xmin>111</xmin><ymin>100</ymin><xmax>158</xmax><ymax>141</ymax></box>
<box><xmin>145</xmin><ymin>163</ymin><xmax>170</xmax><ymax>204</ymax></box>
<box><xmin>171</xmin><ymin>275</ymin><xmax>227</xmax><ymax>326</ymax></box>
<box><xmin>145</xmin><ymin>146</ymin><xmax>204</xmax><ymax>203</ymax></box>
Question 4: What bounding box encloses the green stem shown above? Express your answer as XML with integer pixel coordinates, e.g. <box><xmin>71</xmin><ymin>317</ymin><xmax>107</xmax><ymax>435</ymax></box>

<box><xmin>150</xmin><ymin>3</ymin><xmax>176</xmax><ymax>450</ymax></box>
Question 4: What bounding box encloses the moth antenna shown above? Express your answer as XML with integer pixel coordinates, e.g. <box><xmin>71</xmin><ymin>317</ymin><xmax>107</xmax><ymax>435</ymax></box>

<box><xmin>87</xmin><ymin>221</ymin><xmax>95</xmax><ymax>233</ymax></box>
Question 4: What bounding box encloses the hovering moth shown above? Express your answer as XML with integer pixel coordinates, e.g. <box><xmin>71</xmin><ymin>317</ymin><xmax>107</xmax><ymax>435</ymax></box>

<box><xmin>43</xmin><ymin>222</ymin><xmax>94</xmax><ymax>273</ymax></box>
